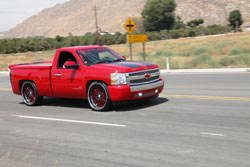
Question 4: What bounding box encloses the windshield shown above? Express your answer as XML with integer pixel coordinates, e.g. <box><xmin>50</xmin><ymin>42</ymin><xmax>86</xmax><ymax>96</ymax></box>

<box><xmin>76</xmin><ymin>47</ymin><xmax>124</xmax><ymax>66</ymax></box>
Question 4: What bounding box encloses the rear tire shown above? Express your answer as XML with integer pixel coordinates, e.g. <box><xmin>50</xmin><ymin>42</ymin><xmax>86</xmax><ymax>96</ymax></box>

<box><xmin>21</xmin><ymin>81</ymin><xmax>43</xmax><ymax>106</ymax></box>
<box><xmin>87</xmin><ymin>82</ymin><xmax>113</xmax><ymax>111</ymax></box>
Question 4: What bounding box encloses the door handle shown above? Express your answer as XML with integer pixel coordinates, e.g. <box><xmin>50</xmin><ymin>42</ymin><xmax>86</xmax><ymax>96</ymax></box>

<box><xmin>55</xmin><ymin>73</ymin><xmax>62</xmax><ymax>77</ymax></box>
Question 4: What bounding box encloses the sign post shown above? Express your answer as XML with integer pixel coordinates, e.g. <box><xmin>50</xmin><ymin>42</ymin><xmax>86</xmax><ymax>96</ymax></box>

<box><xmin>129</xmin><ymin>43</ymin><xmax>133</xmax><ymax>61</ymax></box>
<box><xmin>124</xmin><ymin>17</ymin><xmax>148</xmax><ymax>61</ymax></box>
<box><xmin>124</xmin><ymin>17</ymin><xmax>136</xmax><ymax>60</ymax></box>
<box><xmin>142</xmin><ymin>42</ymin><xmax>146</xmax><ymax>61</ymax></box>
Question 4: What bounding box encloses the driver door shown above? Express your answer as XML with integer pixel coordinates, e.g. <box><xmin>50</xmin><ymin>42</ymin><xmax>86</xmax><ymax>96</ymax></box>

<box><xmin>51</xmin><ymin>51</ymin><xmax>84</xmax><ymax>98</ymax></box>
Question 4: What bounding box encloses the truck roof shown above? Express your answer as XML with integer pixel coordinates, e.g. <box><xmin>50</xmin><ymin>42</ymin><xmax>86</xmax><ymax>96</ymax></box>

<box><xmin>57</xmin><ymin>45</ymin><xmax>105</xmax><ymax>52</ymax></box>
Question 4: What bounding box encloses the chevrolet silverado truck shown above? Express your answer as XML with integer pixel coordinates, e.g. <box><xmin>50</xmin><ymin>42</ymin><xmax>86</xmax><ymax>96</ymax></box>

<box><xmin>9</xmin><ymin>46</ymin><xmax>164</xmax><ymax>111</ymax></box>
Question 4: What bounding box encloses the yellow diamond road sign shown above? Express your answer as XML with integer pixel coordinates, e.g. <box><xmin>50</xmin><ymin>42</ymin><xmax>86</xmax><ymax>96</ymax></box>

<box><xmin>124</xmin><ymin>17</ymin><xmax>136</xmax><ymax>34</ymax></box>
<box><xmin>127</xmin><ymin>34</ymin><xmax>148</xmax><ymax>43</ymax></box>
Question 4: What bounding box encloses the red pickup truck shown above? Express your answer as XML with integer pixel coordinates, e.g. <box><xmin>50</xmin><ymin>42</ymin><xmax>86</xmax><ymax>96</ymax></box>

<box><xmin>9</xmin><ymin>46</ymin><xmax>164</xmax><ymax>111</ymax></box>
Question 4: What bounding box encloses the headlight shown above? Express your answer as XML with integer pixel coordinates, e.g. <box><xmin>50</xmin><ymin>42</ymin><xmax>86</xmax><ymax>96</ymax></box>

<box><xmin>111</xmin><ymin>73</ymin><xmax>127</xmax><ymax>85</ymax></box>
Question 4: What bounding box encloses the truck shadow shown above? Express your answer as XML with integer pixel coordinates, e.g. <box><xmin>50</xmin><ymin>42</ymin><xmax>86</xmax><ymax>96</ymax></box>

<box><xmin>41</xmin><ymin>97</ymin><xmax>90</xmax><ymax>108</ymax></box>
<box><xmin>114</xmin><ymin>98</ymin><xmax>168</xmax><ymax>112</ymax></box>
<box><xmin>21</xmin><ymin>97</ymin><xmax>169</xmax><ymax>111</ymax></box>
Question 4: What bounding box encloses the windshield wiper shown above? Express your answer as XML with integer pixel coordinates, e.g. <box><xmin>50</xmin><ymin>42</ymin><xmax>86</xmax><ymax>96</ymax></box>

<box><xmin>95</xmin><ymin>58</ymin><xmax>125</xmax><ymax>64</ymax></box>
<box><xmin>112</xmin><ymin>58</ymin><xmax>125</xmax><ymax>62</ymax></box>
<box><xmin>95</xmin><ymin>60</ymin><xmax>113</xmax><ymax>64</ymax></box>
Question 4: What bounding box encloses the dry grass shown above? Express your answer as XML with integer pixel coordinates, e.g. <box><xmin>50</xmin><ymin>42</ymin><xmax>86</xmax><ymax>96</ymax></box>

<box><xmin>109</xmin><ymin>32</ymin><xmax>250</xmax><ymax>69</ymax></box>
<box><xmin>1</xmin><ymin>32</ymin><xmax>250</xmax><ymax>71</ymax></box>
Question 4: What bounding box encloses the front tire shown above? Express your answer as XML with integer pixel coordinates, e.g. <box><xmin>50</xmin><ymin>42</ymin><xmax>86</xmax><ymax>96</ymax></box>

<box><xmin>87</xmin><ymin>82</ymin><xmax>112</xmax><ymax>111</ymax></box>
<box><xmin>21</xmin><ymin>81</ymin><xmax>43</xmax><ymax>106</ymax></box>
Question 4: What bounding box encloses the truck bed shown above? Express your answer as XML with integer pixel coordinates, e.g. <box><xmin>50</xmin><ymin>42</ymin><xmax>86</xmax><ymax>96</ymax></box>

<box><xmin>9</xmin><ymin>61</ymin><xmax>52</xmax><ymax>70</ymax></box>
<box><xmin>9</xmin><ymin>61</ymin><xmax>53</xmax><ymax>97</ymax></box>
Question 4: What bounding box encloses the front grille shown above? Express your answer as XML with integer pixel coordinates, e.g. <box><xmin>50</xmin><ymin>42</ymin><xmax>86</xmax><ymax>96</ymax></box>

<box><xmin>127</xmin><ymin>68</ymin><xmax>160</xmax><ymax>86</ymax></box>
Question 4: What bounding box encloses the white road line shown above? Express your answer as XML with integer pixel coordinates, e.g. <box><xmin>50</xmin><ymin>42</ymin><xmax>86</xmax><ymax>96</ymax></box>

<box><xmin>13</xmin><ymin>115</ymin><xmax>126</xmax><ymax>127</ymax></box>
<box><xmin>200</xmin><ymin>132</ymin><xmax>224</xmax><ymax>137</ymax></box>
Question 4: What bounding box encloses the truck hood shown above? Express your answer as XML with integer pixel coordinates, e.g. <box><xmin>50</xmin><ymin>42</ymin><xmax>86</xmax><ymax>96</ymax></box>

<box><xmin>91</xmin><ymin>61</ymin><xmax>159</xmax><ymax>73</ymax></box>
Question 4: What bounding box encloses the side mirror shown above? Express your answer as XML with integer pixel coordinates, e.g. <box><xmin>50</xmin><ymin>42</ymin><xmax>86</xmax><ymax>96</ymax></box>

<box><xmin>121</xmin><ymin>56</ymin><xmax>127</xmax><ymax>61</ymax></box>
<box><xmin>64</xmin><ymin>61</ymin><xmax>79</xmax><ymax>69</ymax></box>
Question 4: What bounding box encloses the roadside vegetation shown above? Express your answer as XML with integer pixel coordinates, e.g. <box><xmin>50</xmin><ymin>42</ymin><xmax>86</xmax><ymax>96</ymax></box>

<box><xmin>1</xmin><ymin>32</ymin><xmax>250</xmax><ymax>71</ymax></box>
<box><xmin>0</xmin><ymin>25</ymin><xmax>230</xmax><ymax>54</ymax></box>
<box><xmin>111</xmin><ymin>32</ymin><xmax>250</xmax><ymax>69</ymax></box>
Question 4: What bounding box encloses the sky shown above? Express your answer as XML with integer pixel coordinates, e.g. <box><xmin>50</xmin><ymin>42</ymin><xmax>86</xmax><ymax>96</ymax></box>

<box><xmin>0</xmin><ymin>0</ymin><xmax>69</xmax><ymax>32</ymax></box>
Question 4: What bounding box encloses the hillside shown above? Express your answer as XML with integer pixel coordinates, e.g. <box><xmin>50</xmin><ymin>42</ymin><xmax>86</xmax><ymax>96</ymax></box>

<box><xmin>3</xmin><ymin>0</ymin><xmax>250</xmax><ymax>38</ymax></box>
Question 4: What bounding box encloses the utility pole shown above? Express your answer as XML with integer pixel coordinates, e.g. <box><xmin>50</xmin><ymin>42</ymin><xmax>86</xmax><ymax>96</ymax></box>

<box><xmin>93</xmin><ymin>5</ymin><xmax>100</xmax><ymax>45</ymax></box>
<box><xmin>236</xmin><ymin>20</ymin><xmax>239</xmax><ymax>32</ymax></box>
<box><xmin>224</xmin><ymin>0</ymin><xmax>228</xmax><ymax>34</ymax></box>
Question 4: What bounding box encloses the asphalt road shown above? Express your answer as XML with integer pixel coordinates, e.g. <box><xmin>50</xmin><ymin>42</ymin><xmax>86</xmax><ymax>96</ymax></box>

<box><xmin>0</xmin><ymin>72</ymin><xmax>250</xmax><ymax>167</ymax></box>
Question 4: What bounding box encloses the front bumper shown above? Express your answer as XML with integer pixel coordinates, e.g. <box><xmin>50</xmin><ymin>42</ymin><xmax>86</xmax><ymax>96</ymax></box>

<box><xmin>108</xmin><ymin>79</ymin><xmax>164</xmax><ymax>102</ymax></box>
<box><xmin>130</xmin><ymin>80</ymin><xmax>164</xmax><ymax>92</ymax></box>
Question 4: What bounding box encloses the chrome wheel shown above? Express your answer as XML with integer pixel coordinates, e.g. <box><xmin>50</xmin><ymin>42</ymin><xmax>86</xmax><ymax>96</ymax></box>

<box><xmin>21</xmin><ymin>81</ymin><xmax>43</xmax><ymax>106</ymax></box>
<box><xmin>87</xmin><ymin>82</ymin><xmax>112</xmax><ymax>111</ymax></box>
<box><xmin>23</xmin><ymin>84</ymin><xmax>35</xmax><ymax>105</ymax></box>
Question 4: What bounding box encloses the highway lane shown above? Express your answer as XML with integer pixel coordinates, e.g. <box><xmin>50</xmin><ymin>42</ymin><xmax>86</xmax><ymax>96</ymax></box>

<box><xmin>0</xmin><ymin>73</ymin><xmax>250</xmax><ymax>167</ymax></box>
<box><xmin>165</xmin><ymin>72</ymin><xmax>250</xmax><ymax>97</ymax></box>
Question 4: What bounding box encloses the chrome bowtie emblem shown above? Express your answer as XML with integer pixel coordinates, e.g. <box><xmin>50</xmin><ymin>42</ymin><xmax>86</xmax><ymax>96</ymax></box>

<box><xmin>144</xmin><ymin>73</ymin><xmax>151</xmax><ymax>79</ymax></box>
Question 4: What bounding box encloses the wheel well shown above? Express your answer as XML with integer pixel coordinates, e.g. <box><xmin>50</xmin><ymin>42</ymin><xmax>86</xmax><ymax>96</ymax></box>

<box><xmin>19</xmin><ymin>80</ymin><xmax>35</xmax><ymax>93</ymax></box>
<box><xmin>9</xmin><ymin>73</ymin><xmax>12</xmax><ymax>85</ymax></box>
<box><xmin>86</xmin><ymin>80</ymin><xmax>108</xmax><ymax>96</ymax></box>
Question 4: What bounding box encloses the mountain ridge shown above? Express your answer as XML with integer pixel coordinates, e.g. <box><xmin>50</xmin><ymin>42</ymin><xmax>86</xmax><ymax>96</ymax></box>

<box><xmin>3</xmin><ymin>0</ymin><xmax>250</xmax><ymax>38</ymax></box>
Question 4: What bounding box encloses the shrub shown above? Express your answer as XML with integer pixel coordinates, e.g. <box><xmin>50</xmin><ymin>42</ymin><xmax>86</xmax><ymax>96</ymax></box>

<box><xmin>192</xmin><ymin>48</ymin><xmax>210</xmax><ymax>55</ymax></box>
<box><xmin>136</xmin><ymin>52</ymin><xmax>150</xmax><ymax>61</ymax></box>
<box><xmin>147</xmin><ymin>31</ymin><xmax>162</xmax><ymax>41</ymax></box>
<box><xmin>159</xmin><ymin>30</ymin><xmax>171</xmax><ymax>40</ymax></box>
<box><xmin>169</xmin><ymin>28</ymin><xmax>189</xmax><ymax>38</ymax></box>
<box><xmin>203</xmin><ymin>25</ymin><xmax>230</xmax><ymax>35</ymax></box>
<box><xmin>180</xmin><ymin>50</ymin><xmax>193</xmax><ymax>57</ymax></box>
<box><xmin>169</xmin><ymin>57</ymin><xmax>181</xmax><ymax>69</ymax></box>
<box><xmin>219</xmin><ymin>56</ymin><xmax>231</xmax><ymax>66</ymax></box>
<box><xmin>228</xmin><ymin>47</ymin><xmax>249</xmax><ymax>56</ymax></box>
<box><xmin>219</xmin><ymin>55</ymin><xmax>250</xmax><ymax>67</ymax></box>
<box><xmin>233</xmin><ymin>55</ymin><xmax>250</xmax><ymax>65</ymax></box>
<box><xmin>191</xmin><ymin>54</ymin><xmax>215</xmax><ymax>67</ymax></box>
<box><xmin>154</xmin><ymin>50</ymin><xmax>174</xmax><ymax>57</ymax></box>
<box><xmin>187</xmin><ymin>19</ymin><xmax>204</xmax><ymax>28</ymax></box>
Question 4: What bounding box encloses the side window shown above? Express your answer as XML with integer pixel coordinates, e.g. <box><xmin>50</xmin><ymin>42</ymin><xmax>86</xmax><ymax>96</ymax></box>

<box><xmin>58</xmin><ymin>51</ymin><xmax>77</xmax><ymax>68</ymax></box>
